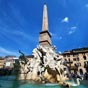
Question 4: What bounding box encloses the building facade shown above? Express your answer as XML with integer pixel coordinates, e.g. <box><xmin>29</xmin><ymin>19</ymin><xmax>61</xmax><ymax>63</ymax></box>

<box><xmin>62</xmin><ymin>47</ymin><xmax>88</xmax><ymax>76</ymax></box>
<box><xmin>0</xmin><ymin>56</ymin><xmax>18</xmax><ymax>69</ymax></box>
<box><xmin>0</xmin><ymin>57</ymin><xmax>5</xmax><ymax>69</ymax></box>
<box><xmin>4</xmin><ymin>55</ymin><xmax>18</xmax><ymax>69</ymax></box>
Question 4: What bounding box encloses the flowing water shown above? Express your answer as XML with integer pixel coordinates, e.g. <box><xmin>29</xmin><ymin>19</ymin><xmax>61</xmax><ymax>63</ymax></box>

<box><xmin>0</xmin><ymin>76</ymin><xmax>88</xmax><ymax>88</ymax></box>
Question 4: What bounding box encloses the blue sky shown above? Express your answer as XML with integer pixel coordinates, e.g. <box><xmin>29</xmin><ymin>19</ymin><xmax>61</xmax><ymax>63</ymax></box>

<box><xmin>0</xmin><ymin>0</ymin><xmax>88</xmax><ymax>56</ymax></box>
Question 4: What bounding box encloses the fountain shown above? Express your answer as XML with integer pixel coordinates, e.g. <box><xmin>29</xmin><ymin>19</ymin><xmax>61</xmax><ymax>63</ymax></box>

<box><xmin>14</xmin><ymin>45</ymin><xmax>69</xmax><ymax>85</ymax></box>
<box><xmin>13</xmin><ymin>4</ymin><xmax>82</xmax><ymax>88</ymax></box>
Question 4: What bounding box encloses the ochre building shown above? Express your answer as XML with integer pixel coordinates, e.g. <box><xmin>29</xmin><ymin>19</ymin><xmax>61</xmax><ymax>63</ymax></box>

<box><xmin>62</xmin><ymin>47</ymin><xmax>88</xmax><ymax>75</ymax></box>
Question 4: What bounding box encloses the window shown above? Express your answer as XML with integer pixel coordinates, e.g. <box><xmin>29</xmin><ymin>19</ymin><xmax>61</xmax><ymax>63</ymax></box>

<box><xmin>80</xmin><ymin>69</ymin><xmax>83</xmax><ymax>75</ymax></box>
<box><xmin>82</xmin><ymin>53</ymin><xmax>85</xmax><ymax>56</ymax></box>
<box><xmin>77</xmin><ymin>57</ymin><xmax>79</xmax><ymax>61</ymax></box>
<box><xmin>5</xmin><ymin>62</ymin><xmax>11</xmax><ymax>66</ymax></box>
<box><xmin>73</xmin><ymin>58</ymin><xmax>76</xmax><ymax>61</ymax></box>
<box><xmin>73</xmin><ymin>54</ymin><xmax>78</xmax><ymax>57</ymax></box>
<box><xmin>67</xmin><ymin>54</ymin><xmax>70</xmax><ymax>57</ymax></box>
<box><xmin>83</xmin><ymin>55</ymin><xmax>86</xmax><ymax>60</ymax></box>
<box><xmin>65</xmin><ymin>59</ymin><xmax>67</xmax><ymax>61</ymax></box>
<box><xmin>68</xmin><ymin>58</ymin><xmax>70</xmax><ymax>61</ymax></box>
<box><xmin>64</xmin><ymin>55</ymin><xmax>66</xmax><ymax>57</ymax></box>
<box><xmin>84</xmin><ymin>61</ymin><xmax>88</xmax><ymax>66</ymax></box>
<box><xmin>68</xmin><ymin>58</ymin><xmax>72</xmax><ymax>62</ymax></box>
<box><xmin>74</xmin><ymin>64</ymin><xmax>76</xmax><ymax>67</ymax></box>
<box><xmin>84</xmin><ymin>61</ymin><xmax>88</xmax><ymax>68</ymax></box>
<box><xmin>75</xmin><ymin>63</ymin><xmax>81</xmax><ymax>67</ymax></box>
<box><xmin>77</xmin><ymin>63</ymin><xmax>81</xmax><ymax>66</ymax></box>
<box><xmin>64</xmin><ymin>59</ymin><xmax>67</xmax><ymax>65</ymax></box>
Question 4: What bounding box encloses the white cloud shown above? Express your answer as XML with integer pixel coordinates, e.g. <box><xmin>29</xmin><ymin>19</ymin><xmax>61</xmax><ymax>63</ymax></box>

<box><xmin>85</xmin><ymin>4</ymin><xmax>88</xmax><ymax>8</ymax></box>
<box><xmin>0</xmin><ymin>29</ymin><xmax>37</xmax><ymax>47</ymax></box>
<box><xmin>50</xmin><ymin>32</ymin><xmax>53</xmax><ymax>36</ymax></box>
<box><xmin>51</xmin><ymin>33</ymin><xmax>62</xmax><ymax>40</ymax></box>
<box><xmin>70</xmin><ymin>26</ymin><xmax>77</xmax><ymax>30</ymax></box>
<box><xmin>13</xmin><ymin>30</ymin><xmax>38</xmax><ymax>43</ymax></box>
<box><xmin>49</xmin><ymin>32</ymin><xmax>56</xmax><ymax>37</ymax></box>
<box><xmin>68</xmin><ymin>26</ymin><xmax>77</xmax><ymax>35</ymax></box>
<box><xmin>61</xmin><ymin>17</ymin><xmax>69</xmax><ymax>23</ymax></box>
<box><xmin>3</xmin><ymin>30</ymin><xmax>36</xmax><ymax>42</ymax></box>
<box><xmin>0</xmin><ymin>47</ymin><xmax>18</xmax><ymax>56</ymax></box>
<box><xmin>59</xmin><ymin>36</ymin><xmax>62</xmax><ymax>40</ymax></box>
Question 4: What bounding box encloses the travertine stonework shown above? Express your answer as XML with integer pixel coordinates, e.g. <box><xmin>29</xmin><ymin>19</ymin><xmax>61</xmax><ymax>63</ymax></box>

<box><xmin>18</xmin><ymin>45</ymin><xmax>68</xmax><ymax>83</ymax></box>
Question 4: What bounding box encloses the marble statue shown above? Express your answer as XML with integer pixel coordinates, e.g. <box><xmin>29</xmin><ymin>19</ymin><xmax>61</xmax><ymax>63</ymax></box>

<box><xmin>15</xmin><ymin>45</ymin><xmax>68</xmax><ymax>84</ymax></box>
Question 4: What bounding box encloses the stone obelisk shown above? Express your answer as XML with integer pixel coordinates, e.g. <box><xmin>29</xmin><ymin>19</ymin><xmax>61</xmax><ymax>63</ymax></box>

<box><xmin>39</xmin><ymin>4</ymin><xmax>51</xmax><ymax>47</ymax></box>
